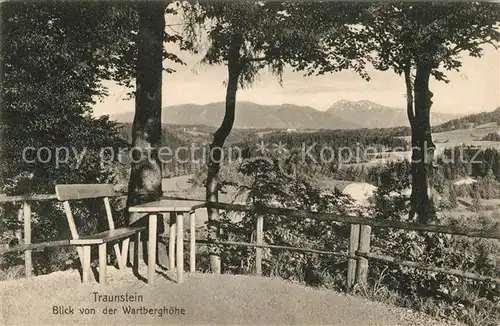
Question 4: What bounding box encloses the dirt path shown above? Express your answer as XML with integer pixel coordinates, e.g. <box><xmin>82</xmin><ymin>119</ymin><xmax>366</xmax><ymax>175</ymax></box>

<box><xmin>1</xmin><ymin>266</ymin><xmax>462</xmax><ymax>325</ymax></box>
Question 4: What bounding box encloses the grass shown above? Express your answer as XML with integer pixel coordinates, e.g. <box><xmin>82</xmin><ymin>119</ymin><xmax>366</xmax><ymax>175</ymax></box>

<box><xmin>401</xmin><ymin>124</ymin><xmax>500</xmax><ymax>148</ymax></box>
<box><xmin>351</xmin><ymin>270</ymin><xmax>500</xmax><ymax>326</ymax></box>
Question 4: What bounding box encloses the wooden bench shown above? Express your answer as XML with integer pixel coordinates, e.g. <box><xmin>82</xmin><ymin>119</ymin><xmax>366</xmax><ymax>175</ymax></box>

<box><xmin>55</xmin><ymin>184</ymin><xmax>146</xmax><ymax>284</ymax></box>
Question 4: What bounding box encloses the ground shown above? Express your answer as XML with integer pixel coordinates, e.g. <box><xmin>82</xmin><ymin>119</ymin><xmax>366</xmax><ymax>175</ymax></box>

<box><xmin>0</xmin><ymin>264</ymin><xmax>464</xmax><ymax>325</ymax></box>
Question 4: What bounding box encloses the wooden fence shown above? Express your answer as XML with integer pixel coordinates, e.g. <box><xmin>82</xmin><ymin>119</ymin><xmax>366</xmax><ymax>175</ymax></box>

<box><xmin>0</xmin><ymin>193</ymin><xmax>499</xmax><ymax>287</ymax></box>
<box><xmin>203</xmin><ymin>201</ymin><xmax>500</xmax><ymax>287</ymax></box>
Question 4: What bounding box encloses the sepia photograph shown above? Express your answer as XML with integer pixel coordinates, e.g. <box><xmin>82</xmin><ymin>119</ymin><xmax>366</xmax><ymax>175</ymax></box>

<box><xmin>0</xmin><ymin>0</ymin><xmax>499</xmax><ymax>325</ymax></box>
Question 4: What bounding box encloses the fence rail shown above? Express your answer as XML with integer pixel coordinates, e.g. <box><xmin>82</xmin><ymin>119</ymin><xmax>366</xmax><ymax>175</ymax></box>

<box><xmin>0</xmin><ymin>193</ymin><xmax>499</xmax><ymax>287</ymax></box>
<box><xmin>0</xmin><ymin>240</ymin><xmax>71</xmax><ymax>254</ymax></box>
<box><xmin>0</xmin><ymin>192</ymin><xmax>126</xmax><ymax>276</ymax></box>
<box><xmin>204</xmin><ymin>201</ymin><xmax>500</xmax><ymax>240</ymax></box>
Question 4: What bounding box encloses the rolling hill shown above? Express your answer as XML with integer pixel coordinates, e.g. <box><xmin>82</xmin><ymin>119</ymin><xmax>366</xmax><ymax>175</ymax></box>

<box><xmin>432</xmin><ymin>106</ymin><xmax>500</xmax><ymax>132</ymax></box>
<box><xmin>110</xmin><ymin>102</ymin><xmax>360</xmax><ymax>130</ymax></box>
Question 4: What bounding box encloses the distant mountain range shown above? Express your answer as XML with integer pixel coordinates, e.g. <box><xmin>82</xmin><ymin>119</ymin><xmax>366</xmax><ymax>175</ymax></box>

<box><xmin>109</xmin><ymin>100</ymin><xmax>459</xmax><ymax>130</ymax></box>
<box><xmin>327</xmin><ymin>100</ymin><xmax>458</xmax><ymax>128</ymax></box>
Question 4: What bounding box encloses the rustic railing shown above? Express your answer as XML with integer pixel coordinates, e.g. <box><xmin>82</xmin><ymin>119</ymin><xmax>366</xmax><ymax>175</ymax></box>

<box><xmin>202</xmin><ymin>201</ymin><xmax>500</xmax><ymax>287</ymax></box>
<box><xmin>0</xmin><ymin>193</ymin><xmax>128</xmax><ymax>277</ymax></box>
<box><xmin>0</xmin><ymin>193</ymin><xmax>499</xmax><ymax>287</ymax></box>
<box><xmin>1</xmin><ymin>194</ymin><xmax>55</xmax><ymax>277</ymax></box>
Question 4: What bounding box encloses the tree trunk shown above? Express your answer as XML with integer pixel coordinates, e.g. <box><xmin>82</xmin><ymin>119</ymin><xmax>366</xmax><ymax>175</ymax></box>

<box><xmin>127</xmin><ymin>3</ymin><xmax>165</xmax><ymax>226</ymax></box>
<box><xmin>206</xmin><ymin>34</ymin><xmax>243</xmax><ymax>274</ymax></box>
<box><xmin>404</xmin><ymin>66</ymin><xmax>417</xmax><ymax>220</ymax></box>
<box><xmin>409</xmin><ymin>63</ymin><xmax>436</xmax><ymax>224</ymax></box>
<box><xmin>404</xmin><ymin>66</ymin><xmax>415</xmax><ymax>130</ymax></box>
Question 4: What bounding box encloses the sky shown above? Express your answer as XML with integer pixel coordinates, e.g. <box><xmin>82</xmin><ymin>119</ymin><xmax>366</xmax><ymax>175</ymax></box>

<box><xmin>93</xmin><ymin>40</ymin><xmax>499</xmax><ymax>118</ymax></box>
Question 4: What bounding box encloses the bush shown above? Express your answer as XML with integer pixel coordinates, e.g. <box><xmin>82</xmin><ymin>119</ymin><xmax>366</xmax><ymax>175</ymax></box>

<box><xmin>0</xmin><ymin>116</ymin><xmax>128</xmax><ymax>277</ymax></box>
<box><xmin>481</xmin><ymin>132</ymin><xmax>500</xmax><ymax>141</ymax></box>
<box><xmin>195</xmin><ymin>153</ymin><xmax>357</xmax><ymax>288</ymax></box>
<box><xmin>368</xmin><ymin>164</ymin><xmax>500</xmax><ymax>326</ymax></box>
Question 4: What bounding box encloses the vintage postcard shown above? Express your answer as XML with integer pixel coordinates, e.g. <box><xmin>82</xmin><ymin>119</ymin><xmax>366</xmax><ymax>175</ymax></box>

<box><xmin>0</xmin><ymin>1</ymin><xmax>499</xmax><ymax>325</ymax></box>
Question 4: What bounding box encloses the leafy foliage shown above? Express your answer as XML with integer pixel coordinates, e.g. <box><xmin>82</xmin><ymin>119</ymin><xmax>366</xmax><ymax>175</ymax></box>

<box><xmin>279</xmin><ymin>2</ymin><xmax>370</xmax><ymax>80</ymax></box>
<box><xmin>369</xmin><ymin>164</ymin><xmax>500</xmax><ymax>325</ymax></box>
<box><xmin>0</xmin><ymin>2</ymin><xmax>142</xmax><ymax>276</ymax></box>
<box><xmin>362</xmin><ymin>2</ymin><xmax>500</xmax><ymax>81</ymax></box>
<box><xmin>184</xmin><ymin>1</ymin><xmax>282</xmax><ymax>87</ymax></box>
<box><xmin>0</xmin><ymin>2</ymin><xmax>141</xmax><ymax>193</ymax></box>
<box><xmin>212</xmin><ymin>154</ymin><xmax>356</xmax><ymax>285</ymax></box>
<box><xmin>359</xmin><ymin>2</ymin><xmax>500</xmax><ymax>223</ymax></box>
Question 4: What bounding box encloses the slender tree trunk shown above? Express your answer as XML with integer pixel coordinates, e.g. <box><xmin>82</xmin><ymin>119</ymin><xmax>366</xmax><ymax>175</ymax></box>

<box><xmin>206</xmin><ymin>34</ymin><xmax>243</xmax><ymax>274</ymax></box>
<box><xmin>404</xmin><ymin>66</ymin><xmax>417</xmax><ymax>220</ymax></box>
<box><xmin>127</xmin><ymin>3</ymin><xmax>165</xmax><ymax>226</ymax></box>
<box><xmin>409</xmin><ymin>63</ymin><xmax>436</xmax><ymax>224</ymax></box>
<box><xmin>404</xmin><ymin>66</ymin><xmax>415</xmax><ymax>129</ymax></box>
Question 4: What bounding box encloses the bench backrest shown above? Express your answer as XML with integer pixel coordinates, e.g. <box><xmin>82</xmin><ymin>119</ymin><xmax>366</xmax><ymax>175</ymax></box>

<box><xmin>55</xmin><ymin>184</ymin><xmax>116</xmax><ymax>201</ymax></box>
<box><xmin>55</xmin><ymin>184</ymin><xmax>118</xmax><ymax>240</ymax></box>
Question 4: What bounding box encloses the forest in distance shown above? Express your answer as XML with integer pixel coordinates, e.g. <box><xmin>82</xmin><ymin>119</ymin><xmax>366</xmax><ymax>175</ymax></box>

<box><xmin>1</xmin><ymin>1</ymin><xmax>500</xmax><ymax>325</ymax></box>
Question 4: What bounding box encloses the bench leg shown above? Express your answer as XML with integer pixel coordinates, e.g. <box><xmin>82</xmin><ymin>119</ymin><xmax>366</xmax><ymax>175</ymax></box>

<box><xmin>120</xmin><ymin>238</ymin><xmax>130</xmax><ymax>270</ymax></box>
<box><xmin>190</xmin><ymin>211</ymin><xmax>196</xmax><ymax>273</ymax></box>
<box><xmin>76</xmin><ymin>247</ymin><xmax>84</xmax><ymax>268</ymax></box>
<box><xmin>177</xmin><ymin>213</ymin><xmax>184</xmax><ymax>284</ymax></box>
<box><xmin>133</xmin><ymin>232</ymin><xmax>141</xmax><ymax>274</ymax></box>
<box><xmin>148</xmin><ymin>214</ymin><xmax>157</xmax><ymax>284</ymax></box>
<box><xmin>169</xmin><ymin>212</ymin><xmax>176</xmax><ymax>270</ymax></box>
<box><xmin>82</xmin><ymin>246</ymin><xmax>91</xmax><ymax>283</ymax></box>
<box><xmin>114</xmin><ymin>243</ymin><xmax>124</xmax><ymax>270</ymax></box>
<box><xmin>99</xmin><ymin>243</ymin><xmax>107</xmax><ymax>285</ymax></box>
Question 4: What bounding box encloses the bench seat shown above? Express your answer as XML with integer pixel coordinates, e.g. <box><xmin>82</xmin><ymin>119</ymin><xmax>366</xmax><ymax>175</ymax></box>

<box><xmin>69</xmin><ymin>226</ymin><xmax>146</xmax><ymax>245</ymax></box>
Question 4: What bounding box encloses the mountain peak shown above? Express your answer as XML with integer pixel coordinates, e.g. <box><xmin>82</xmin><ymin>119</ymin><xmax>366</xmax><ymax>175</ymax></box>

<box><xmin>333</xmin><ymin>99</ymin><xmax>352</xmax><ymax>105</ymax></box>
<box><xmin>325</xmin><ymin>99</ymin><xmax>458</xmax><ymax>128</ymax></box>
<box><xmin>328</xmin><ymin>99</ymin><xmax>388</xmax><ymax>112</ymax></box>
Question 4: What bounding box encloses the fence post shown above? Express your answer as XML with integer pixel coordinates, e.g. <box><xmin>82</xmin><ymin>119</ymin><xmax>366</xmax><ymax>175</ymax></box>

<box><xmin>23</xmin><ymin>201</ymin><xmax>32</xmax><ymax>277</ymax></box>
<box><xmin>347</xmin><ymin>223</ymin><xmax>360</xmax><ymax>290</ymax></box>
<box><xmin>177</xmin><ymin>213</ymin><xmax>185</xmax><ymax>284</ymax></box>
<box><xmin>255</xmin><ymin>214</ymin><xmax>263</xmax><ymax>276</ymax></box>
<box><xmin>15</xmin><ymin>207</ymin><xmax>23</xmax><ymax>245</ymax></box>
<box><xmin>356</xmin><ymin>225</ymin><xmax>371</xmax><ymax>286</ymax></box>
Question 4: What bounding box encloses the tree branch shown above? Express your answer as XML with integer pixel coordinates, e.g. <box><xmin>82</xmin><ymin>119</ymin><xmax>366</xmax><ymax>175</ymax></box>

<box><xmin>247</xmin><ymin>56</ymin><xmax>270</xmax><ymax>62</ymax></box>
